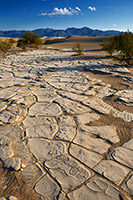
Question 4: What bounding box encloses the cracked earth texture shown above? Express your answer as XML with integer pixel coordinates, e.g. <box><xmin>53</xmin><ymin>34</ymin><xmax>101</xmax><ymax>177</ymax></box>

<box><xmin>0</xmin><ymin>49</ymin><xmax>133</xmax><ymax>200</ymax></box>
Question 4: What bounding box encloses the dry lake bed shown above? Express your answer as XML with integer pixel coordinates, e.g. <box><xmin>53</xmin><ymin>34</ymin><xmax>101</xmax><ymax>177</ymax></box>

<box><xmin>0</xmin><ymin>49</ymin><xmax>133</xmax><ymax>200</ymax></box>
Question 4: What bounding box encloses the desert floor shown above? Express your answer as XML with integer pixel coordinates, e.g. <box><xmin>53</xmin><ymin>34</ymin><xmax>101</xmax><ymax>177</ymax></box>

<box><xmin>0</xmin><ymin>39</ymin><xmax>133</xmax><ymax>200</ymax></box>
<box><xmin>44</xmin><ymin>35</ymin><xmax>109</xmax><ymax>50</ymax></box>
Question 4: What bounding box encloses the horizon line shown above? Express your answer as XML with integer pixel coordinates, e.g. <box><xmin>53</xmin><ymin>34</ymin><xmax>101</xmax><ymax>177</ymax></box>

<box><xmin>0</xmin><ymin>26</ymin><xmax>127</xmax><ymax>32</ymax></box>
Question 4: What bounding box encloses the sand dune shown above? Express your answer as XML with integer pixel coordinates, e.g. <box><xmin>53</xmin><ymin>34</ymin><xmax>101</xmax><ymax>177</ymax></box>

<box><xmin>44</xmin><ymin>35</ymin><xmax>111</xmax><ymax>50</ymax></box>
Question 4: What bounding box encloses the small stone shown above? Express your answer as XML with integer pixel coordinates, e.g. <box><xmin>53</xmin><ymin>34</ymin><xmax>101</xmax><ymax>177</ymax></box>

<box><xmin>8</xmin><ymin>196</ymin><xmax>18</xmax><ymax>200</ymax></box>
<box><xmin>0</xmin><ymin>146</ymin><xmax>14</xmax><ymax>161</ymax></box>
<box><xmin>21</xmin><ymin>164</ymin><xmax>26</xmax><ymax>168</ymax></box>
<box><xmin>14</xmin><ymin>141</ymin><xmax>31</xmax><ymax>166</ymax></box>
<box><xmin>0</xmin><ymin>197</ymin><xmax>6</xmax><ymax>200</ymax></box>
<box><xmin>0</xmin><ymin>136</ymin><xmax>12</xmax><ymax>146</ymax></box>
<box><xmin>4</xmin><ymin>157</ymin><xmax>21</xmax><ymax>171</ymax></box>
<box><xmin>3</xmin><ymin>185</ymin><xmax>7</xmax><ymax>190</ymax></box>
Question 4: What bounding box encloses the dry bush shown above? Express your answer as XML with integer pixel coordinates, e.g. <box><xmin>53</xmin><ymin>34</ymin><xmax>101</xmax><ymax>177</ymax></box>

<box><xmin>0</xmin><ymin>39</ymin><xmax>13</xmax><ymax>54</ymax></box>
<box><xmin>72</xmin><ymin>43</ymin><xmax>83</xmax><ymax>55</ymax></box>
<box><xmin>101</xmin><ymin>31</ymin><xmax>133</xmax><ymax>65</ymax></box>
<box><xmin>17</xmin><ymin>32</ymin><xmax>43</xmax><ymax>50</ymax></box>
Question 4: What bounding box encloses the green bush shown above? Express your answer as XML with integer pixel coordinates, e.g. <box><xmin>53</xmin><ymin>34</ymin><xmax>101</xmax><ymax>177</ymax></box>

<box><xmin>0</xmin><ymin>39</ymin><xmax>13</xmax><ymax>54</ymax></box>
<box><xmin>17</xmin><ymin>31</ymin><xmax>43</xmax><ymax>50</ymax></box>
<box><xmin>100</xmin><ymin>38</ymin><xmax>116</xmax><ymax>56</ymax></box>
<box><xmin>101</xmin><ymin>31</ymin><xmax>133</xmax><ymax>64</ymax></box>
<box><xmin>17</xmin><ymin>39</ymin><xmax>27</xmax><ymax>50</ymax></box>
<box><xmin>72</xmin><ymin>43</ymin><xmax>83</xmax><ymax>55</ymax></box>
<box><xmin>115</xmin><ymin>31</ymin><xmax>133</xmax><ymax>59</ymax></box>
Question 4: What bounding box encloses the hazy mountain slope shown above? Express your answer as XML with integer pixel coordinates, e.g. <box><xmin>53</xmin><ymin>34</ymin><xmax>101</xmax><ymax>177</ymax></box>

<box><xmin>0</xmin><ymin>27</ymin><xmax>123</xmax><ymax>38</ymax></box>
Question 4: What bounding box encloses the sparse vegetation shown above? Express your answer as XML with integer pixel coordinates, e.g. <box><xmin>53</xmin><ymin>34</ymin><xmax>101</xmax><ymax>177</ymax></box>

<box><xmin>101</xmin><ymin>31</ymin><xmax>133</xmax><ymax>65</ymax></box>
<box><xmin>17</xmin><ymin>31</ymin><xmax>43</xmax><ymax>50</ymax></box>
<box><xmin>8</xmin><ymin>38</ymin><xmax>16</xmax><ymax>44</ymax></box>
<box><xmin>17</xmin><ymin>39</ymin><xmax>27</xmax><ymax>50</ymax></box>
<box><xmin>0</xmin><ymin>39</ymin><xmax>14</xmax><ymax>54</ymax></box>
<box><xmin>100</xmin><ymin>37</ymin><xmax>116</xmax><ymax>56</ymax></box>
<box><xmin>72</xmin><ymin>43</ymin><xmax>83</xmax><ymax>55</ymax></box>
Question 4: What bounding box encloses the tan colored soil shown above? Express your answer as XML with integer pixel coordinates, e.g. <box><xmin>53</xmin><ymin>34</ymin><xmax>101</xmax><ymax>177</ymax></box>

<box><xmin>83</xmin><ymin>70</ymin><xmax>133</xmax><ymax>146</ymax></box>
<box><xmin>43</xmin><ymin>35</ymin><xmax>111</xmax><ymax>50</ymax></box>
<box><xmin>0</xmin><ymin>162</ymin><xmax>40</xmax><ymax>200</ymax></box>
<box><xmin>0</xmin><ymin>36</ymin><xmax>132</xmax><ymax>199</ymax></box>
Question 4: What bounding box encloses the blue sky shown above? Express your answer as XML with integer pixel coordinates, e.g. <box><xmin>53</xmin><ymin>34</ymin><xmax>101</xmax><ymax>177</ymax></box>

<box><xmin>0</xmin><ymin>0</ymin><xmax>132</xmax><ymax>31</ymax></box>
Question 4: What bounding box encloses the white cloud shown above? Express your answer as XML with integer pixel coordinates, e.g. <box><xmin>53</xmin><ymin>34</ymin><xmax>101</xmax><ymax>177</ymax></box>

<box><xmin>53</xmin><ymin>7</ymin><xmax>72</xmax><ymax>15</ymax></box>
<box><xmin>112</xmin><ymin>24</ymin><xmax>118</xmax><ymax>27</ymax></box>
<box><xmin>88</xmin><ymin>6</ymin><xmax>96</xmax><ymax>11</ymax></box>
<box><xmin>75</xmin><ymin>7</ymin><xmax>81</xmax><ymax>11</ymax></box>
<box><xmin>40</xmin><ymin>7</ymin><xmax>81</xmax><ymax>16</ymax></box>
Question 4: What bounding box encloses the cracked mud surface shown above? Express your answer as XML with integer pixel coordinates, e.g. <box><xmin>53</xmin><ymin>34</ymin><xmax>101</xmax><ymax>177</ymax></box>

<box><xmin>0</xmin><ymin>49</ymin><xmax>133</xmax><ymax>200</ymax></box>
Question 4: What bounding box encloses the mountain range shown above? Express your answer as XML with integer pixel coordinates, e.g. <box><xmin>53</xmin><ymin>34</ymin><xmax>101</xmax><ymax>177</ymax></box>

<box><xmin>0</xmin><ymin>27</ymin><xmax>123</xmax><ymax>38</ymax></box>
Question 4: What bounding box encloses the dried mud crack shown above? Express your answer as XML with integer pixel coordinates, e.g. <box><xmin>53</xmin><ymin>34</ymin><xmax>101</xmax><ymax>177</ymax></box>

<box><xmin>0</xmin><ymin>49</ymin><xmax>132</xmax><ymax>200</ymax></box>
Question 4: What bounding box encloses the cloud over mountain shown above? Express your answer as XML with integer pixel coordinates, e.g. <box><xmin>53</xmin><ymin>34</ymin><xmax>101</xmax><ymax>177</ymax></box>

<box><xmin>40</xmin><ymin>7</ymin><xmax>81</xmax><ymax>16</ymax></box>
<box><xmin>88</xmin><ymin>6</ymin><xmax>96</xmax><ymax>11</ymax></box>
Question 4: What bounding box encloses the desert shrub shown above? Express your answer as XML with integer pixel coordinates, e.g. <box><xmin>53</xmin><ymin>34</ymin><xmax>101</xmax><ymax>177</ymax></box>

<box><xmin>17</xmin><ymin>39</ymin><xmax>27</xmax><ymax>50</ymax></box>
<box><xmin>17</xmin><ymin>31</ymin><xmax>43</xmax><ymax>50</ymax></box>
<box><xmin>100</xmin><ymin>38</ymin><xmax>116</xmax><ymax>56</ymax></box>
<box><xmin>115</xmin><ymin>31</ymin><xmax>133</xmax><ymax>59</ymax></box>
<box><xmin>0</xmin><ymin>39</ymin><xmax>13</xmax><ymax>54</ymax></box>
<box><xmin>72</xmin><ymin>43</ymin><xmax>83</xmax><ymax>55</ymax></box>
<box><xmin>8</xmin><ymin>38</ymin><xmax>16</xmax><ymax>44</ymax></box>
<box><xmin>101</xmin><ymin>31</ymin><xmax>133</xmax><ymax>64</ymax></box>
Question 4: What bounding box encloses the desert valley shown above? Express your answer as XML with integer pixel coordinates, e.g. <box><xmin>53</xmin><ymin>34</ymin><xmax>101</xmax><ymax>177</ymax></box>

<box><xmin>0</xmin><ymin>33</ymin><xmax>132</xmax><ymax>200</ymax></box>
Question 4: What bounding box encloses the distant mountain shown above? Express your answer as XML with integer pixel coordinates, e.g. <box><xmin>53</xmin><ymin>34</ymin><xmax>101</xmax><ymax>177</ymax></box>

<box><xmin>0</xmin><ymin>27</ymin><xmax>124</xmax><ymax>38</ymax></box>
